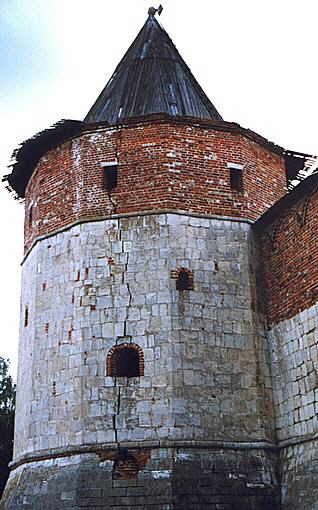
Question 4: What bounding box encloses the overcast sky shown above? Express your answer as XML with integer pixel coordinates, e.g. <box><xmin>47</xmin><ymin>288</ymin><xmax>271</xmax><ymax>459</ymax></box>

<box><xmin>1</xmin><ymin>0</ymin><xmax>317</xmax><ymax>377</ymax></box>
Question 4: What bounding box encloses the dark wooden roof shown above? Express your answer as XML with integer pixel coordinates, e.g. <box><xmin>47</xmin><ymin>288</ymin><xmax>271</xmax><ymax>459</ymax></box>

<box><xmin>84</xmin><ymin>13</ymin><xmax>223</xmax><ymax>124</ymax></box>
<box><xmin>3</xmin><ymin>120</ymin><xmax>83</xmax><ymax>199</ymax></box>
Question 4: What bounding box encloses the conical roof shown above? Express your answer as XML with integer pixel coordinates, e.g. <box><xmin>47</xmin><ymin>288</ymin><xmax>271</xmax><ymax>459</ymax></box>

<box><xmin>84</xmin><ymin>12</ymin><xmax>223</xmax><ymax>124</ymax></box>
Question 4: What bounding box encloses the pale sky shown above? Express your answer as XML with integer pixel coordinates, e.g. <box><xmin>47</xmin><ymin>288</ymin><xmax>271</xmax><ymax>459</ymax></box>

<box><xmin>1</xmin><ymin>0</ymin><xmax>317</xmax><ymax>378</ymax></box>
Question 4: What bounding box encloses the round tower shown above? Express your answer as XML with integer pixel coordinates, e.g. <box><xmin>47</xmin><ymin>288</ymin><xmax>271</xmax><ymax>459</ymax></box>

<box><xmin>2</xmin><ymin>10</ymin><xmax>289</xmax><ymax>510</ymax></box>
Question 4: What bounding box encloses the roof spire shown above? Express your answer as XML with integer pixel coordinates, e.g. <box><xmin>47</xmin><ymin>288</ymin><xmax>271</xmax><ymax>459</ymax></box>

<box><xmin>84</xmin><ymin>10</ymin><xmax>222</xmax><ymax>124</ymax></box>
<box><xmin>148</xmin><ymin>5</ymin><xmax>163</xmax><ymax>17</ymax></box>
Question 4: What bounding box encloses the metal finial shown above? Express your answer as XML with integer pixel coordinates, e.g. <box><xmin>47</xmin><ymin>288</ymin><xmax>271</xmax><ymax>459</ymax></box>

<box><xmin>148</xmin><ymin>5</ymin><xmax>163</xmax><ymax>17</ymax></box>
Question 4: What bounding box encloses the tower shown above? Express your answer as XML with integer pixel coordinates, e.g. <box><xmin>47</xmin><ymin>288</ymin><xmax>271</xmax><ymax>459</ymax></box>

<box><xmin>2</xmin><ymin>8</ymin><xmax>317</xmax><ymax>510</ymax></box>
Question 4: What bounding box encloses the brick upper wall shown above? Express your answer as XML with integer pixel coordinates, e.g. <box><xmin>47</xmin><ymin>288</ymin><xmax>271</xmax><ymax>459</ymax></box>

<box><xmin>24</xmin><ymin>119</ymin><xmax>287</xmax><ymax>253</ymax></box>
<box><xmin>256</xmin><ymin>177</ymin><xmax>318</xmax><ymax>325</ymax></box>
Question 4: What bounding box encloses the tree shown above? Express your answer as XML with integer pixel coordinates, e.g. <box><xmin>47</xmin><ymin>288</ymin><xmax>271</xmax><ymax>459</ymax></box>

<box><xmin>0</xmin><ymin>358</ymin><xmax>16</xmax><ymax>498</ymax></box>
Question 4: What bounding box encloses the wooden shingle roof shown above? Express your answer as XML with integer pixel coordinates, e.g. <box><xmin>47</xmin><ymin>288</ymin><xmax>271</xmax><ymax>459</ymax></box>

<box><xmin>84</xmin><ymin>12</ymin><xmax>223</xmax><ymax>124</ymax></box>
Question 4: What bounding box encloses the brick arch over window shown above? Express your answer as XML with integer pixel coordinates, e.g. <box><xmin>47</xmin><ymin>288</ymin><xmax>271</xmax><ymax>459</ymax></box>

<box><xmin>106</xmin><ymin>343</ymin><xmax>144</xmax><ymax>377</ymax></box>
<box><xmin>170</xmin><ymin>267</ymin><xmax>194</xmax><ymax>291</ymax></box>
<box><xmin>112</xmin><ymin>452</ymin><xmax>139</xmax><ymax>480</ymax></box>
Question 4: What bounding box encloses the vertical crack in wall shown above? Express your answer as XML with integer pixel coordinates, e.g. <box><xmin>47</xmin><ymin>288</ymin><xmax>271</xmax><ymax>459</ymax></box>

<box><xmin>112</xmin><ymin>218</ymin><xmax>133</xmax><ymax>447</ymax></box>
<box><xmin>107</xmin><ymin>221</ymin><xmax>119</xmax><ymax>288</ymax></box>
<box><xmin>112</xmin><ymin>386</ymin><xmax>121</xmax><ymax>445</ymax></box>
<box><xmin>117</xmin><ymin>387</ymin><xmax>121</xmax><ymax>415</ymax></box>
<box><xmin>112</xmin><ymin>414</ymin><xmax>118</xmax><ymax>443</ymax></box>
<box><xmin>125</xmin><ymin>253</ymin><xmax>132</xmax><ymax>337</ymax></box>
<box><xmin>118</xmin><ymin>218</ymin><xmax>132</xmax><ymax>338</ymax></box>
<box><xmin>107</xmin><ymin>190</ymin><xmax>117</xmax><ymax>215</ymax></box>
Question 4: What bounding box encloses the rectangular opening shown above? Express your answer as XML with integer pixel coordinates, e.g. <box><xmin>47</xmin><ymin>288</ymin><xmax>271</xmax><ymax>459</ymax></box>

<box><xmin>28</xmin><ymin>205</ymin><xmax>33</xmax><ymax>228</ymax></box>
<box><xmin>101</xmin><ymin>161</ymin><xmax>118</xmax><ymax>192</ymax></box>
<box><xmin>230</xmin><ymin>168</ymin><xmax>243</xmax><ymax>191</ymax></box>
<box><xmin>227</xmin><ymin>163</ymin><xmax>244</xmax><ymax>192</ymax></box>
<box><xmin>24</xmin><ymin>306</ymin><xmax>29</xmax><ymax>327</ymax></box>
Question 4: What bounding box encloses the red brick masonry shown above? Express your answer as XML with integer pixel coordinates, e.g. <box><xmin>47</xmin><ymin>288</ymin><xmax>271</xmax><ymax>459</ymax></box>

<box><xmin>256</xmin><ymin>175</ymin><xmax>318</xmax><ymax>325</ymax></box>
<box><xmin>24</xmin><ymin>118</ymin><xmax>287</xmax><ymax>253</ymax></box>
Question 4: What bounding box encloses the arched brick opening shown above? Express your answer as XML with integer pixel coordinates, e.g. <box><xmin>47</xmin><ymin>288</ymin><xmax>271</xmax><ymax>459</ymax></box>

<box><xmin>100</xmin><ymin>449</ymin><xmax>151</xmax><ymax>480</ymax></box>
<box><xmin>112</xmin><ymin>452</ymin><xmax>139</xmax><ymax>480</ymax></box>
<box><xmin>106</xmin><ymin>343</ymin><xmax>144</xmax><ymax>377</ymax></box>
<box><xmin>170</xmin><ymin>267</ymin><xmax>194</xmax><ymax>291</ymax></box>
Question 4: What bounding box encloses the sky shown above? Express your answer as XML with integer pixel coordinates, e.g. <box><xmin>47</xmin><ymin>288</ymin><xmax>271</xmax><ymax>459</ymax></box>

<box><xmin>1</xmin><ymin>0</ymin><xmax>317</xmax><ymax>378</ymax></box>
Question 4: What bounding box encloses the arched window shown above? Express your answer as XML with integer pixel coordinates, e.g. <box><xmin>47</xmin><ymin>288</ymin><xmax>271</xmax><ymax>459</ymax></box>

<box><xmin>106</xmin><ymin>343</ymin><xmax>144</xmax><ymax>378</ymax></box>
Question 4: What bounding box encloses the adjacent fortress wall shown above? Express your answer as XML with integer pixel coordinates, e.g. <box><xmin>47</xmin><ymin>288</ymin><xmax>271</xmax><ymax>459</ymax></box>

<box><xmin>257</xmin><ymin>179</ymin><xmax>318</xmax><ymax>509</ymax></box>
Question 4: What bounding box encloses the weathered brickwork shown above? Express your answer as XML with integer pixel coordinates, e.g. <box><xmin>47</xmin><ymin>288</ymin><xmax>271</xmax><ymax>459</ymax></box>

<box><xmin>5</xmin><ymin>112</ymin><xmax>318</xmax><ymax>507</ymax></box>
<box><xmin>5</xmin><ymin>5</ymin><xmax>318</xmax><ymax>504</ymax></box>
<box><xmin>256</xmin><ymin>179</ymin><xmax>318</xmax><ymax>326</ymax></box>
<box><xmin>24</xmin><ymin>118</ymin><xmax>287</xmax><ymax>253</ymax></box>
<box><xmin>255</xmin><ymin>178</ymin><xmax>318</xmax><ymax>509</ymax></box>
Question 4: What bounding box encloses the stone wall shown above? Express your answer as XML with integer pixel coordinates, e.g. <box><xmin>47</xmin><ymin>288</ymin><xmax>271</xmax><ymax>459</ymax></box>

<box><xmin>2</xmin><ymin>213</ymin><xmax>280</xmax><ymax>509</ymax></box>
<box><xmin>280</xmin><ymin>441</ymin><xmax>318</xmax><ymax>510</ymax></box>
<box><xmin>257</xmin><ymin>178</ymin><xmax>318</xmax><ymax>508</ymax></box>
<box><xmin>15</xmin><ymin>214</ymin><xmax>274</xmax><ymax>458</ymax></box>
<box><xmin>23</xmin><ymin>119</ymin><xmax>286</xmax><ymax>253</ymax></box>
<box><xmin>267</xmin><ymin>304</ymin><xmax>318</xmax><ymax>443</ymax></box>
<box><xmin>1</xmin><ymin>448</ymin><xmax>279</xmax><ymax>510</ymax></box>
<box><xmin>265</xmin><ymin>304</ymin><xmax>318</xmax><ymax>509</ymax></box>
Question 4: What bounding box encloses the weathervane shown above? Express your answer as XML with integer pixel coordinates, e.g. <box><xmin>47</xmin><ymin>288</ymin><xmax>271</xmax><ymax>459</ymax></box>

<box><xmin>148</xmin><ymin>5</ymin><xmax>163</xmax><ymax>17</ymax></box>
